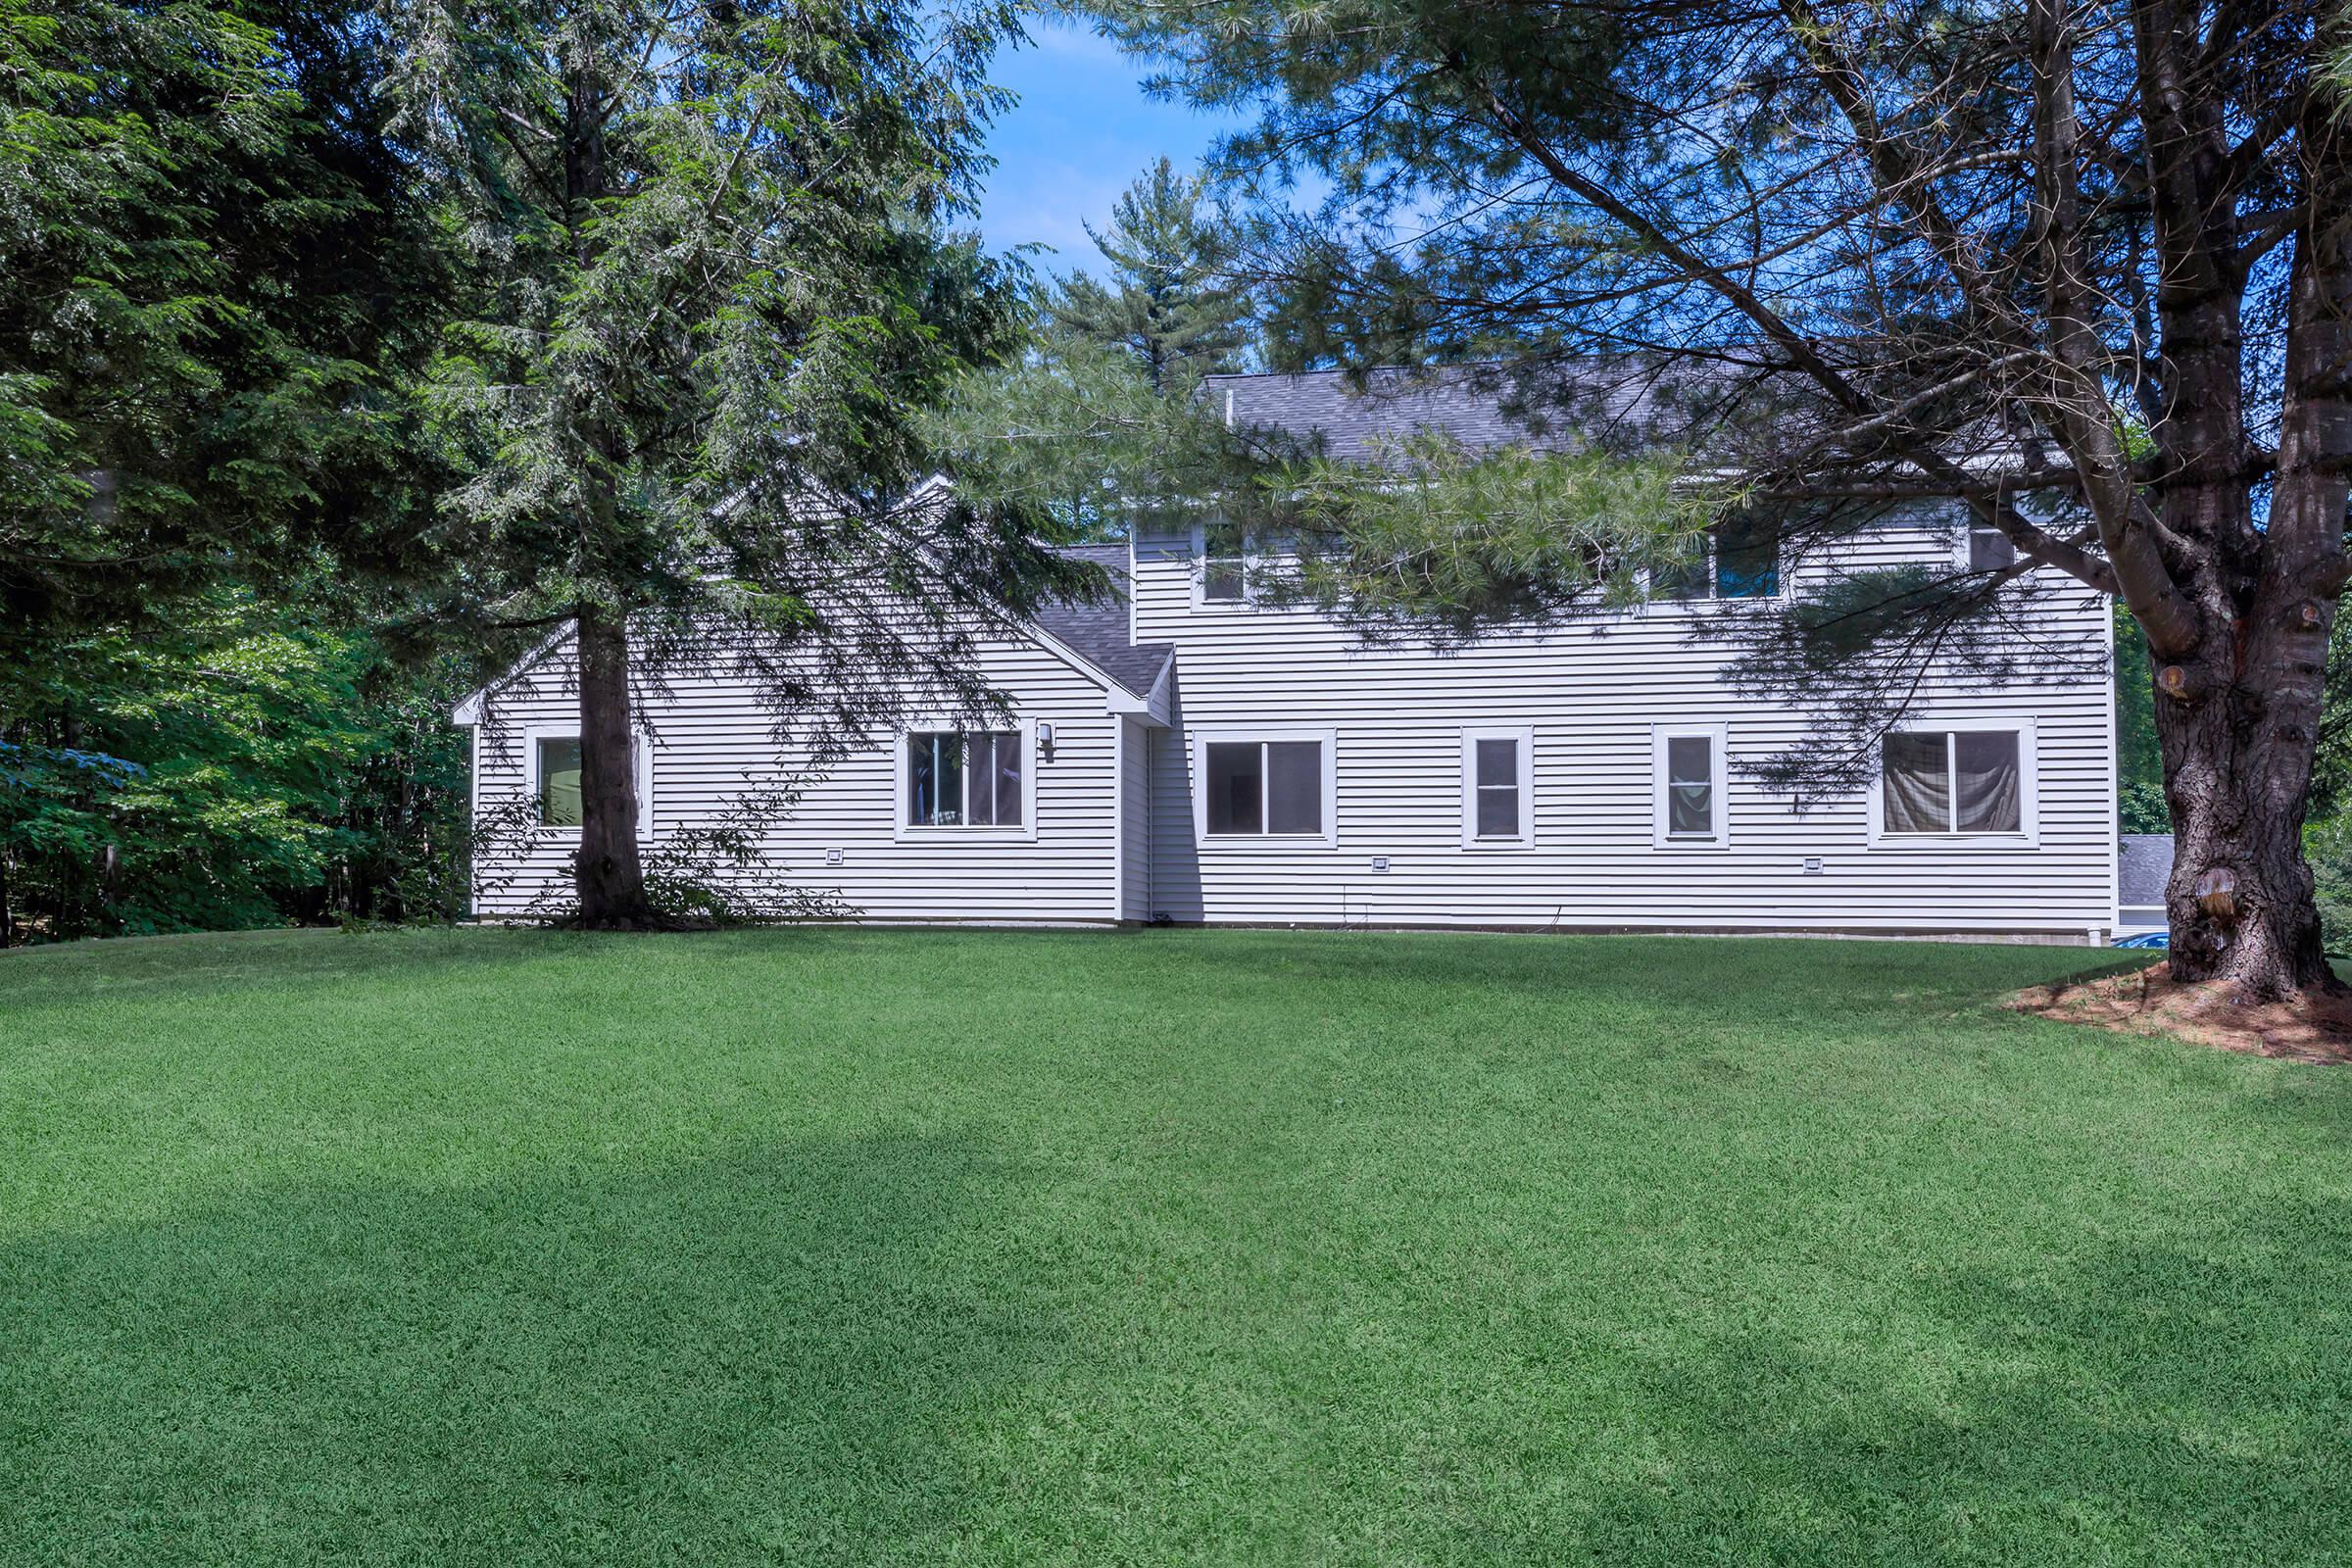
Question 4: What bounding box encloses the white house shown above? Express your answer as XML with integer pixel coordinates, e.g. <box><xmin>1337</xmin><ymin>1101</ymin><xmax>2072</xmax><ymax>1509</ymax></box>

<box><xmin>457</xmin><ymin>368</ymin><xmax>2121</xmax><ymax>943</ymax></box>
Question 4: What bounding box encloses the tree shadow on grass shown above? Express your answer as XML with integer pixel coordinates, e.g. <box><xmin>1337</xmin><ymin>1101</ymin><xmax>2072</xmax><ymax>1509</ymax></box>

<box><xmin>0</xmin><ymin>1129</ymin><xmax>1044</xmax><ymax>1567</ymax></box>
<box><xmin>1565</xmin><ymin>1201</ymin><xmax>2352</xmax><ymax>1566</ymax></box>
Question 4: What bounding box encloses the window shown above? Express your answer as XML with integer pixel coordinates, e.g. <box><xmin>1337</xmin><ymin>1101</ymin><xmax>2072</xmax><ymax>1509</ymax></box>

<box><xmin>1968</xmin><ymin>519</ymin><xmax>2018</xmax><ymax>572</ymax></box>
<box><xmin>1461</xmin><ymin>726</ymin><xmax>1535</xmax><ymax>848</ymax></box>
<box><xmin>1880</xmin><ymin>728</ymin><xmax>2025</xmax><ymax>835</ymax></box>
<box><xmin>1195</xmin><ymin>730</ymin><xmax>1336</xmax><ymax>843</ymax></box>
<box><xmin>1651</xmin><ymin>724</ymin><xmax>1729</xmax><ymax>847</ymax></box>
<box><xmin>906</xmin><ymin>730</ymin><xmax>1023</xmax><ymax>827</ymax></box>
<box><xmin>524</xmin><ymin>727</ymin><xmax>654</xmax><ymax>836</ymax></box>
<box><xmin>537</xmin><ymin>736</ymin><xmax>583</xmax><ymax>827</ymax></box>
<box><xmin>1200</xmin><ymin>520</ymin><xmax>1249</xmax><ymax>604</ymax></box>
<box><xmin>1656</xmin><ymin>514</ymin><xmax>1780</xmax><ymax>602</ymax></box>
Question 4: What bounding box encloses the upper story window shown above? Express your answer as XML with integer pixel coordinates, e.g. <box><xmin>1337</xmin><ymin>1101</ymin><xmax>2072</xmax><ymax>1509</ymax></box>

<box><xmin>1880</xmin><ymin>728</ymin><xmax>2025</xmax><ymax>835</ymax></box>
<box><xmin>1967</xmin><ymin>518</ymin><xmax>2019</xmax><ymax>572</ymax></box>
<box><xmin>907</xmin><ymin>730</ymin><xmax>1023</xmax><ymax>828</ymax></box>
<box><xmin>1651</xmin><ymin>723</ymin><xmax>1729</xmax><ymax>847</ymax></box>
<box><xmin>1199</xmin><ymin>519</ymin><xmax>1250</xmax><ymax>605</ymax></box>
<box><xmin>1655</xmin><ymin>514</ymin><xmax>1780</xmax><ymax>602</ymax></box>
<box><xmin>1461</xmin><ymin>726</ymin><xmax>1535</xmax><ymax>848</ymax></box>
<box><xmin>1195</xmin><ymin>729</ymin><xmax>1336</xmax><ymax>844</ymax></box>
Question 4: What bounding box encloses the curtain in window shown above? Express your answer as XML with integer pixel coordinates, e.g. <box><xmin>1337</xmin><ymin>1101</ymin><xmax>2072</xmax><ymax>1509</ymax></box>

<box><xmin>1953</xmin><ymin>731</ymin><xmax>2021</xmax><ymax>831</ymax></box>
<box><xmin>538</xmin><ymin>737</ymin><xmax>584</xmax><ymax>827</ymax></box>
<box><xmin>1882</xmin><ymin>733</ymin><xmax>1950</xmax><ymax>833</ymax></box>
<box><xmin>1666</xmin><ymin>735</ymin><xmax>1713</xmax><ymax>836</ymax></box>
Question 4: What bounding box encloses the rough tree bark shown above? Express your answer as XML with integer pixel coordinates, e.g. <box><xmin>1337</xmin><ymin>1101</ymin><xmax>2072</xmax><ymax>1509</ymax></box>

<box><xmin>2133</xmin><ymin>24</ymin><xmax>2351</xmax><ymax>996</ymax></box>
<box><xmin>573</xmin><ymin>603</ymin><xmax>656</xmax><ymax>928</ymax></box>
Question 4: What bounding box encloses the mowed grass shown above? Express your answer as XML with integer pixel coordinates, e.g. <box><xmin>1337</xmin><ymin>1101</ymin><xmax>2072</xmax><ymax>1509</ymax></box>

<box><xmin>2</xmin><ymin>928</ymin><xmax>2349</xmax><ymax>1567</ymax></box>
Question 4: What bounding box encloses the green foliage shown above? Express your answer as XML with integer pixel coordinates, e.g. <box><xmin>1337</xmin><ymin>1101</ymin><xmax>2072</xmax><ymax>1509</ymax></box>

<box><xmin>2307</xmin><ymin>816</ymin><xmax>2352</xmax><ymax>959</ymax></box>
<box><xmin>0</xmin><ymin>591</ymin><xmax>478</xmax><ymax>940</ymax></box>
<box><xmin>1273</xmin><ymin>432</ymin><xmax>1711</xmax><ymax>632</ymax></box>
<box><xmin>1050</xmin><ymin>157</ymin><xmax>1253</xmax><ymax>392</ymax></box>
<box><xmin>0</xmin><ymin>0</ymin><xmax>444</xmax><ymax>645</ymax></box>
<box><xmin>384</xmin><ymin>0</ymin><xmax>1071</xmax><ymax>642</ymax></box>
<box><xmin>929</xmin><ymin>158</ymin><xmax>1265</xmax><ymax>534</ymax></box>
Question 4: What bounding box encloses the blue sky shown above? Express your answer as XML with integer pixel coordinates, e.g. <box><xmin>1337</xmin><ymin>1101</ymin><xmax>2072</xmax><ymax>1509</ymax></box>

<box><xmin>971</xmin><ymin>22</ymin><xmax>1242</xmax><ymax>273</ymax></box>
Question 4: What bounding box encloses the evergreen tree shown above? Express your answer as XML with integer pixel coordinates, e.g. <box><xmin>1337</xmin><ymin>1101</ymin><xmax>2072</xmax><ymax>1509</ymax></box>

<box><xmin>1051</xmin><ymin>157</ymin><xmax>1250</xmax><ymax>393</ymax></box>
<box><xmin>384</xmin><ymin>0</ymin><xmax>1087</xmax><ymax>927</ymax></box>
<box><xmin>1097</xmin><ymin>0</ymin><xmax>2352</xmax><ymax>1000</ymax></box>
<box><xmin>929</xmin><ymin>157</ymin><xmax>1271</xmax><ymax>535</ymax></box>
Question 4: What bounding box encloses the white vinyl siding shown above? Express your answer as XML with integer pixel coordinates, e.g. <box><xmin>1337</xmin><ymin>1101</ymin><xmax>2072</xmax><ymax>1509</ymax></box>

<box><xmin>1131</xmin><ymin>505</ymin><xmax>2112</xmax><ymax>938</ymax></box>
<box><xmin>469</xmin><ymin>633</ymin><xmax>1120</xmax><ymax>923</ymax></box>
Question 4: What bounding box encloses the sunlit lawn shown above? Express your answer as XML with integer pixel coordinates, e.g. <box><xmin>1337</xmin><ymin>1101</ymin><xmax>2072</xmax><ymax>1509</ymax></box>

<box><xmin>3</xmin><ymin>926</ymin><xmax>2347</xmax><ymax>1565</ymax></box>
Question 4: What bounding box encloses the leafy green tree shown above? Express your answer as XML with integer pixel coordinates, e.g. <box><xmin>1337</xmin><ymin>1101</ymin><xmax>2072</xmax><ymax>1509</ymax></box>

<box><xmin>384</xmin><ymin>0</ymin><xmax>1087</xmax><ymax>927</ymax></box>
<box><xmin>1098</xmin><ymin>0</ymin><xmax>2352</xmax><ymax>999</ymax></box>
<box><xmin>0</xmin><ymin>590</ymin><xmax>482</xmax><ymax>941</ymax></box>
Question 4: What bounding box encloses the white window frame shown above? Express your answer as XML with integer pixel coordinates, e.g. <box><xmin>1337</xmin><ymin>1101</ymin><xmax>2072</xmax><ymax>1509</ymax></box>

<box><xmin>1460</xmin><ymin>725</ymin><xmax>1536</xmax><ymax>850</ymax></box>
<box><xmin>1191</xmin><ymin>517</ymin><xmax>1256</xmax><ymax>610</ymax></box>
<box><xmin>523</xmin><ymin>723</ymin><xmax>656</xmax><ymax>839</ymax></box>
<box><xmin>1651</xmin><ymin>722</ymin><xmax>1730</xmax><ymax>849</ymax></box>
<box><xmin>1192</xmin><ymin>726</ymin><xmax>1339</xmax><ymax>848</ymax></box>
<box><xmin>1865</xmin><ymin>716</ymin><xmax>2039</xmax><ymax>846</ymax></box>
<box><xmin>892</xmin><ymin>716</ymin><xmax>1041</xmax><ymax>844</ymax></box>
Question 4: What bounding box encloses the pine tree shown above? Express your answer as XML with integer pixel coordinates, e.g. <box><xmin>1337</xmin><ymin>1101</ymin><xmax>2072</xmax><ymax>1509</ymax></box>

<box><xmin>1097</xmin><ymin>0</ymin><xmax>2352</xmax><ymax>1000</ymax></box>
<box><xmin>385</xmin><ymin>0</ymin><xmax>1084</xmax><ymax>927</ymax></box>
<box><xmin>1051</xmin><ymin>158</ymin><xmax>1250</xmax><ymax>393</ymax></box>
<box><xmin>929</xmin><ymin>158</ymin><xmax>1268</xmax><ymax>535</ymax></box>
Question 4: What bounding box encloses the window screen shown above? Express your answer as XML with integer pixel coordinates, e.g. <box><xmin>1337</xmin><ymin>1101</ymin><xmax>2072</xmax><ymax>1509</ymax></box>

<box><xmin>1205</xmin><ymin>739</ymin><xmax>1324</xmax><ymax>835</ymax></box>
<box><xmin>1473</xmin><ymin>736</ymin><xmax>1520</xmax><ymax>839</ymax></box>
<box><xmin>1665</xmin><ymin>735</ymin><xmax>1714</xmax><ymax>837</ymax></box>
<box><xmin>907</xmin><ymin>731</ymin><xmax>1020</xmax><ymax>827</ymax></box>
<box><xmin>538</xmin><ymin>737</ymin><xmax>583</xmax><ymax>827</ymax></box>
<box><xmin>1202</xmin><ymin>521</ymin><xmax>1248</xmax><ymax>602</ymax></box>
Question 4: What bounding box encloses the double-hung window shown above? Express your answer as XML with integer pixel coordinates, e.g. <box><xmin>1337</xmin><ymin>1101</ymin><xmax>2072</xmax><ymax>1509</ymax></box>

<box><xmin>906</xmin><ymin>730</ymin><xmax>1024</xmax><ymax>828</ymax></box>
<box><xmin>1461</xmin><ymin>726</ymin><xmax>1535</xmax><ymax>848</ymax></box>
<box><xmin>1656</xmin><ymin>514</ymin><xmax>1780</xmax><ymax>603</ymax></box>
<box><xmin>1878</xmin><ymin>726</ymin><xmax>2030</xmax><ymax>837</ymax></box>
<box><xmin>1197</xmin><ymin>731</ymin><xmax>1334</xmax><ymax>843</ymax></box>
<box><xmin>1199</xmin><ymin>519</ymin><xmax>1250</xmax><ymax>605</ymax></box>
<box><xmin>1651</xmin><ymin>724</ymin><xmax>1729</xmax><ymax>847</ymax></box>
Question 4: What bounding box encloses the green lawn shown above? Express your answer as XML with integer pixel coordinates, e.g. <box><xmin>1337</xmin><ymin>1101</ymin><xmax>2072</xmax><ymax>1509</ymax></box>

<box><xmin>2</xmin><ymin>928</ymin><xmax>2348</xmax><ymax>1566</ymax></box>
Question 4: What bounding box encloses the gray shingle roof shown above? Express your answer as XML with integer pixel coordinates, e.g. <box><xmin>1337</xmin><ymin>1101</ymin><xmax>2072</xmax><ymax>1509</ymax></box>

<box><xmin>2119</xmin><ymin>833</ymin><xmax>2174</xmax><ymax>908</ymax></box>
<box><xmin>1203</xmin><ymin>363</ymin><xmax>1688</xmax><ymax>461</ymax></box>
<box><xmin>1032</xmin><ymin>543</ymin><xmax>1172</xmax><ymax>700</ymax></box>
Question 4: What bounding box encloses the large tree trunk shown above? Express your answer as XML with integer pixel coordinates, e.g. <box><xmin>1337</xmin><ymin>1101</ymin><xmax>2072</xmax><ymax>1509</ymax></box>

<box><xmin>573</xmin><ymin>604</ymin><xmax>656</xmax><ymax>928</ymax></box>
<box><xmin>2155</xmin><ymin>650</ymin><xmax>2333</xmax><ymax>996</ymax></box>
